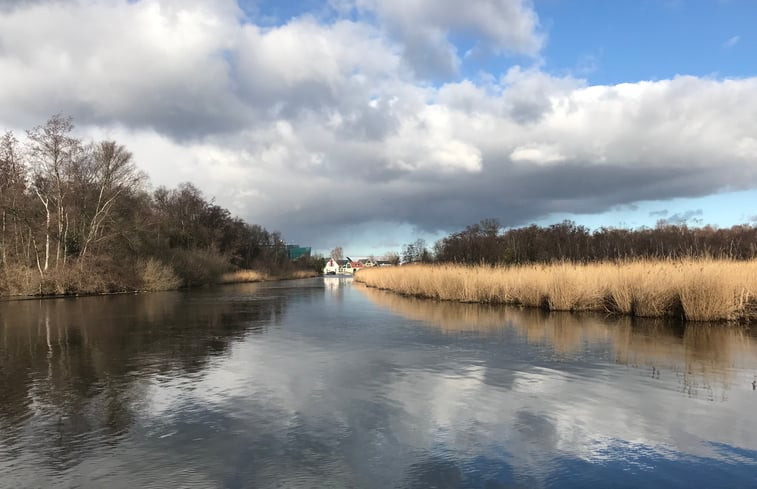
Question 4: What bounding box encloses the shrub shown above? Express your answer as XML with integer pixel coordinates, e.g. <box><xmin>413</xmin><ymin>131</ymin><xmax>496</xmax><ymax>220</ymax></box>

<box><xmin>140</xmin><ymin>258</ymin><xmax>182</xmax><ymax>291</ymax></box>
<box><xmin>0</xmin><ymin>264</ymin><xmax>41</xmax><ymax>296</ymax></box>
<box><xmin>170</xmin><ymin>248</ymin><xmax>231</xmax><ymax>287</ymax></box>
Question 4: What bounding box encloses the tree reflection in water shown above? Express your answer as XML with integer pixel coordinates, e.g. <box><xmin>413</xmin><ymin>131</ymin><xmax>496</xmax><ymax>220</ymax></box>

<box><xmin>0</xmin><ymin>285</ymin><xmax>287</xmax><ymax>471</ymax></box>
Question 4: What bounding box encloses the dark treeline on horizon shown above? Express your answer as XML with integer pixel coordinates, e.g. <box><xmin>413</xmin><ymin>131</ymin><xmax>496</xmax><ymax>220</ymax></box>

<box><xmin>0</xmin><ymin>115</ymin><xmax>309</xmax><ymax>296</ymax></box>
<box><xmin>429</xmin><ymin>219</ymin><xmax>757</xmax><ymax>265</ymax></box>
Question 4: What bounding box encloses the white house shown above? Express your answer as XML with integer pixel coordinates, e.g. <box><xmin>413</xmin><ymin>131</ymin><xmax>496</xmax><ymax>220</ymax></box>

<box><xmin>323</xmin><ymin>258</ymin><xmax>340</xmax><ymax>275</ymax></box>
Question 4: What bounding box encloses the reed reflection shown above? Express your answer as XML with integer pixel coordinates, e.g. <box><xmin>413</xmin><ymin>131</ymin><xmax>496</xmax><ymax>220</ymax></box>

<box><xmin>358</xmin><ymin>286</ymin><xmax>757</xmax><ymax>392</ymax></box>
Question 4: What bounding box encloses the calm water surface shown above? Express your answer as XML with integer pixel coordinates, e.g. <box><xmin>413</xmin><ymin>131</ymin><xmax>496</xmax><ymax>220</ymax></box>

<box><xmin>1</xmin><ymin>277</ymin><xmax>756</xmax><ymax>488</ymax></box>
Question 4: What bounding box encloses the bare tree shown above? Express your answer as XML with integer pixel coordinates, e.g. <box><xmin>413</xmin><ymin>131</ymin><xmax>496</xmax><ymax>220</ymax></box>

<box><xmin>26</xmin><ymin>115</ymin><xmax>80</xmax><ymax>270</ymax></box>
<box><xmin>330</xmin><ymin>246</ymin><xmax>343</xmax><ymax>261</ymax></box>
<box><xmin>77</xmin><ymin>141</ymin><xmax>144</xmax><ymax>259</ymax></box>
<box><xmin>402</xmin><ymin>239</ymin><xmax>429</xmax><ymax>263</ymax></box>
<box><xmin>0</xmin><ymin>131</ymin><xmax>25</xmax><ymax>269</ymax></box>
<box><xmin>382</xmin><ymin>251</ymin><xmax>400</xmax><ymax>266</ymax></box>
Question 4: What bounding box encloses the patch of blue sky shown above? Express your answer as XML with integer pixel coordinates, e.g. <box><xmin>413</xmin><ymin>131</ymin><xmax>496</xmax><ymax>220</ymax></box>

<box><xmin>534</xmin><ymin>188</ymin><xmax>757</xmax><ymax>231</ymax></box>
<box><xmin>238</xmin><ymin>0</ymin><xmax>345</xmax><ymax>25</ymax></box>
<box><xmin>313</xmin><ymin>221</ymin><xmax>448</xmax><ymax>257</ymax></box>
<box><xmin>536</xmin><ymin>0</ymin><xmax>757</xmax><ymax>84</ymax></box>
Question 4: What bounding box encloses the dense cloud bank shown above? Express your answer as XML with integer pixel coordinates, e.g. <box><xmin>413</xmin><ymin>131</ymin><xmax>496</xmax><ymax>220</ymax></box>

<box><xmin>1</xmin><ymin>0</ymin><xmax>755</xmax><ymax>248</ymax></box>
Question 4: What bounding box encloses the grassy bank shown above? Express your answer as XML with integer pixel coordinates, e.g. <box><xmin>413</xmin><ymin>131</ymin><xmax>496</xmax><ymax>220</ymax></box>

<box><xmin>354</xmin><ymin>259</ymin><xmax>757</xmax><ymax>323</ymax></box>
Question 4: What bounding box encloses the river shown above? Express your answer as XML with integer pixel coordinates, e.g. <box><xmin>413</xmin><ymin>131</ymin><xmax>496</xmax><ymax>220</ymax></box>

<box><xmin>1</xmin><ymin>277</ymin><xmax>755</xmax><ymax>488</ymax></box>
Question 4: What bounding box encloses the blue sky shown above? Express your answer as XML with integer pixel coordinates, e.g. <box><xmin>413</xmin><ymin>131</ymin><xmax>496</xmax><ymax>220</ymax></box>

<box><xmin>538</xmin><ymin>0</ymin><xmax>756</xmax><ymax>82</ymax></box>
<box><xmin>0</xmin><ymin>0</ymin><xmax>755</xmax><ymax>256</ymax></box>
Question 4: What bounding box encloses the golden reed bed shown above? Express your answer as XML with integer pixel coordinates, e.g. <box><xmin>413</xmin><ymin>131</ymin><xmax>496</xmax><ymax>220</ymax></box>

<box><xmin>217</xmin><ymin>269</ymin><xmax>318</xmax><ymax>284</ymax></box>
<box><xmin>354</xmin><ymin>260</ymin><xmax>757</xmax><ymax>322</ymax></box>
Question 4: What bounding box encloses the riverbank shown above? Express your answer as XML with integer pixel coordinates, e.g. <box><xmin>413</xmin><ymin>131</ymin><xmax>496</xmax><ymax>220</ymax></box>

<box><xmin>354</xmin><ymin>259</ymin><xmax>757</xmax><ymax>323</ymax></box>
<box><xmin>0</xmin><ymin>267</ymin><xmax>319</xmax><ymax>301</ymax></box>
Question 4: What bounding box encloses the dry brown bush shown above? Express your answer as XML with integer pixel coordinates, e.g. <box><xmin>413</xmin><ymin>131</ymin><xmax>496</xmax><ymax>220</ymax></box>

<box><xmin>0</xmin><ymin>264</ymin><xmax>42</xmax><ymax>296</ymax></box>
<box><xmin>140</xmin><ymin>258</ymin><xmax>182</xmax><ymax>291</ymax></box>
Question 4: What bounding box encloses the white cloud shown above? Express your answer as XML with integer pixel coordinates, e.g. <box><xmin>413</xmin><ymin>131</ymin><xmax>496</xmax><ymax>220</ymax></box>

<box><xmin>350</xmin><ymin>0</ymin><xmax>544</xmax><ymax>77</ymax></box>
<box><xmin>0</xmin><ymin>0</ymin><xmax>244</xmax><ymax>134</ymax></box>
<box><xmin>723</xmin><ymin>35</ymin><xmax>740</xmax><ymax>48</ymax></box>
<box><xmin>385</xmin><ymin>105</ymin><xmax>483</xmax><ymax>172</ymax></box>
<box><xmin>511</xmin><ymin>143</ymin><xmax>566</xmax><ymax>165</ymax></box>
<box><xmin>235</xmin><ymin>18</ymin><xmax>403</xmax><ymax>107</ymax></box>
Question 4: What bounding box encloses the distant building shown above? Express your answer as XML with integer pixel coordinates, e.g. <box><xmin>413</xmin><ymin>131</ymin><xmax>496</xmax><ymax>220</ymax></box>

<box><xmin>323</xmin><ymin>258</ymin><xmax>340</xmax><ymax>275</ymax></box>
<box><xmin>345</xmin><ymin>257</ymin><xmax>364</xmax><ymax>274</ymax></box>
<box><xmin>287</xmin><ymin>245</ymin><xmax>311</xmax><ymax>261</ymax></box>
<box><xmin>323</xmin><ymin>256</ymin><xmax>372</xmax><ymax>275</ymax></box>
<box><xmin>362</xmin><ymin>258</ymin><xmax>394</xmax><ymax>267</ymax></box>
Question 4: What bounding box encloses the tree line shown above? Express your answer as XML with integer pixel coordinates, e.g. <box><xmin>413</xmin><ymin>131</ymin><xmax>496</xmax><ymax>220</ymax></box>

<box><xmin>0</xmin><ymin>115</ymin><xmax>310</xmax><ymax>296</ymax></box>
<box><xmin>406</xmin><ymin>219</ymin><xmax>757</xmax><ymax>265</ymax></box>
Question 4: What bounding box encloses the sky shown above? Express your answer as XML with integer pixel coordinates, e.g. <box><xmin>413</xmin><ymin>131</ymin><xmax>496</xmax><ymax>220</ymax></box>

<box><xmin>1</xmin><ymin>0</ymin><xmax>756</xmax><ymax>256</ymax></box>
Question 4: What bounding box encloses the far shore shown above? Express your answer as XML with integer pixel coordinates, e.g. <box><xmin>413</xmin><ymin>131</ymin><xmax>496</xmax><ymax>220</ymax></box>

<box><xmin>0</xmin><ymin>269</ymin><xmax>320</xmax><ymax>303</ymax></box>
<box><xmin>354</xmin><ymin>259</ymin><xmax>757</xmax><ymax>324</ymax></box>
<box><xmin>216</xmin><ymin>269</ymin><xmax>320</xmax><ymax>284</ymax></box>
